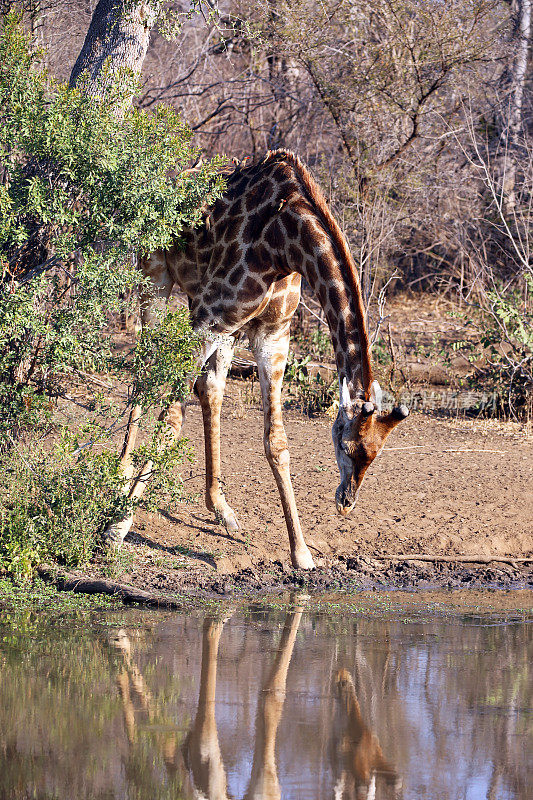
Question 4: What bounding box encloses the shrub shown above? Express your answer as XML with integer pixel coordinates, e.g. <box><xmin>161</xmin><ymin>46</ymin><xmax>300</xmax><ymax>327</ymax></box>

<box><xmin>449</xmin><ymin>280</ymin><xmax>533</xmax><ymax>419</ymax></box>
<box><xmin>0</xmin><ymin>17</ymin><xmax>223</xmax><ymax>578</ymax></box>
<box><xmin>0</xmin><ymin>442</ymin><xmax>129</xmax><ymax>581</ymax></box>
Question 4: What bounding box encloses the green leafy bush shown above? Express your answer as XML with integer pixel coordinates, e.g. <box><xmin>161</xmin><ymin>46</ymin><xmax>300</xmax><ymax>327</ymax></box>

<box><xmin>131</xmin><ymin>308</ymin><xmax>202</xmax><ymax>409</ymax></box>
<box><xmin>449</xmin><ymin>280</ymin><xmax>533</xmax><ymax>419</ymax></box>
<box><xmin>0</xmin><ymin>441</ymin><xmax>129</xmax><ymax>581</ymax></box>
<box><xmin>0</xmin><ymin>15</ymin><xmax>223</xmax><ymax>436</ymax></box>
<box><xmin>0</xmin><ymin>16</ymin><xmax>224</xmax><ymax>579</ymax></box>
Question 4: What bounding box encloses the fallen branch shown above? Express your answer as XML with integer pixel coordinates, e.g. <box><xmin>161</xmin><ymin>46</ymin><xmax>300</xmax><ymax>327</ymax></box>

<box><xmin>37</xmin><ymin>565</ymin><xmax>184</xmax><ymax>609</ymax></box>
<box><xmin>373</xmin><ymin>555</ymin><xmax>532</xmax><ymax>567</ymax></box>
<box><xmin>384</xmin><ymin>447</ymin><xmax>506</xmax><ymax>454</ymax></box>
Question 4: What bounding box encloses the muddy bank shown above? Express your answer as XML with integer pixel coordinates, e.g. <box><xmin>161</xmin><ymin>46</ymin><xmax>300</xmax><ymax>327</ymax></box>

<box><xmin>38</xmin><ymin>553</ymin><xmax>533</xmax><ymax>608</ymax></box>
<box><xmin>198</xmin><ymin>556</ymin><xmax>533</xmax><ymax>596</ymax></box>
<box><xmin>129</xmin><ymin>389</ymin><xmax>532</xmax><ymax>573</ymax></box>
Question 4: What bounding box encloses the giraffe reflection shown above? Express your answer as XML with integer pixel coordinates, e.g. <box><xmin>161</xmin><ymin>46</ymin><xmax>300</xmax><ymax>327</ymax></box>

<box><xmin>108</xmin><ymin>605</ymin><xmax>303</xmax><ymax>800</ymax></box>
<box><xmin>332</xmin><ymin>669</ymin><xmax>401</xmax><ymax>800</ymax></box>
<box><xmin>182</xmin><ymin>616</ymin><xmax>231</xmax><ymax>800</ymax></box>
<box><xmin>110</xmin><ymin>628</ymin><xmax>185</xmax><ymax>778</ymax></box>
<box><xmin>183</xmin><ymin>606</ymin><xmax>303</xmax><ymax>800</ymax></box>
<box><xmin>244</xmin><ymin>606</ymin><xmax>302</xmax><ymax>800</ymax></box>
<box><xmin>108</xmin><ymin>613</ymin><xmax>400</xmax><ymax>800</ymax></box>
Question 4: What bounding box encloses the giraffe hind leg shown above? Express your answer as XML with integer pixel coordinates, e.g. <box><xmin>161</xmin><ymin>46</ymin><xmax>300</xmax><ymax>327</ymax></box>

<box><xmin>195</xmin><ymin>342</ymin><xmax>239</xmax><ymax>533</ymax></box>
<box><xmin>103</xmin><ymin>266</ymin><xmax>176</xmax><ymax>548</ymax></box>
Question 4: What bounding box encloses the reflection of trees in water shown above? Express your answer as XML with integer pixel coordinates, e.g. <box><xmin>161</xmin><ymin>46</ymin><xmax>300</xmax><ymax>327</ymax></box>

<box><xmin>408</xmin><ymin>619</ymin><xmax>532</xmax><ymax>800</ymax></box>
<box><xmin>0</xmin><ymin>608</ymin><xmax>530</xmax><ymax>799</ymax></box>
<box><xmin>0</xmin><ymin>613</ymin><xmax>189</xmax><ymax>800</ymax></box>
<box><xmin>0</xmin><ymin>618</ymin><xmax>122</xmax><ymax>799</ymax></box>
<box><xmin>108</xmin><ymin>627</ymin><xmax>191</xmax><ymax>799</ymax></box>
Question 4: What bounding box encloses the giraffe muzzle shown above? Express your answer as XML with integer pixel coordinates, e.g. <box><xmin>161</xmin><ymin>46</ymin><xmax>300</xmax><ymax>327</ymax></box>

<box><xmin>335</xmin><ymin>482</ymin><xmax>360</xmax><ymax>516</ymax></box>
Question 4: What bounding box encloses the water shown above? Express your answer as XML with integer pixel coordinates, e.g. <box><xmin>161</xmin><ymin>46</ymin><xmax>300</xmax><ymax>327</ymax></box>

<box><xmin>0</xmin><ymin>594</ymin><xmax>531</xmax><ymax>800</ymax></box>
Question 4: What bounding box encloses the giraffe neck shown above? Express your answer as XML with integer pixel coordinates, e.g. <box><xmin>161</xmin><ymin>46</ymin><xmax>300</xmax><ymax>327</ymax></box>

<box><xmin>268</xmin><ymin>149</ymin><xmax>372</xmax><ymax>402</ymax></box>
<box><xmin>345</xmin><ymin>687</ymin><xmax>364</xmax><ymax>731</ymax></box>
<box><xmin>305</xmin><ymin>259</ymin><xmax>369</xmax><ymax>399</ymax></box>
<box><xmin>280</xmin><ymin>204</ymin><xmax>372</xmax><ymax>401</ymax></box>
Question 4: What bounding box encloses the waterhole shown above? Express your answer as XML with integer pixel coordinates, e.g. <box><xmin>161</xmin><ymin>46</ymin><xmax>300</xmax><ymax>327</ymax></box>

<box><xmin>0</xmin><ymin>592</ymin><xmax>531</xmax><ymax>799</ymax></box>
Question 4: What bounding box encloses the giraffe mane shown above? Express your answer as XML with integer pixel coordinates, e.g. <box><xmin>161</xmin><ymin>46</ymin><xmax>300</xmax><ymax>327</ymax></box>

<box><xmin>264</xmin><ymin>149</ymin><xmax>373</xmax><ymax>395</ymax></box>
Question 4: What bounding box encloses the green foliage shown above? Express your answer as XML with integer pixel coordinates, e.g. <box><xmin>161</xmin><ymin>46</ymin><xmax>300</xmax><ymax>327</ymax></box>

<box><xmin>448</xmin><ymin>281</ymin><xmax>533</xmax><ymax>418</ymax></box>
<box><xmin>0</xmin><ymin>17</ymin><xmax>223</xmax><ymax>579</ymax></box>
<box><xmin>131</xmin><ymin>309</ymin><xmax>201</xmax><ymax>408</ymax></box>
<box><xmin>0</xmin><ymin>15</ymin><xmax>223</xmax><ymax>437</ymax></box>
<box><xmin>284</xmin><ymin>353</ymin><xmax>337</xmax><ymax>415</ymax></box>
<box><xmin>0</xmin><ymin>576</ymin><xmax>120</xmax><ymax>614</ymax></box>
<box><xmin>130</xmin><ymin>430</ymin><xmax>195</xmax><ymax>514</ymax></box>
<box><xmin>372</xmin><ymin>337</ymin><xmax>392</xmax><ymax>367</ymax></box>
<box><xmin>0</xmin><ymin>437</ymin><xmax>129</xmax><ymax>580</ymax></box>
<box><xmin>294</xmin><ymin>324</ymin><xmax>334</xmax><ymax>359</ymax></box>
<box><xmin>0</xmin><ymin>16</ymin><xmax>223</xmax><ymax>257</ymax></box>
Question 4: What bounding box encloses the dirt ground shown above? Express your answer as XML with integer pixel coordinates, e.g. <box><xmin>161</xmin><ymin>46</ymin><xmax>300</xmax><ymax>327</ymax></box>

<box><xmin>81</xmin><ymin>376</ymin><xmax>533</xmax><ymax>597</ymax></box>
<box><xmin>41</xmin><ymin>292</ymin><xmax>531</xmax><ymax>599</ymax></box>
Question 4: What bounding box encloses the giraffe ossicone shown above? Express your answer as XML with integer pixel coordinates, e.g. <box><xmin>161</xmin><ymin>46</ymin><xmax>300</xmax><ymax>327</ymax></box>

<box><xmin>106</xmin><ymin>150</ymin><xmax>409</xmax><ymax>570</ymax></box>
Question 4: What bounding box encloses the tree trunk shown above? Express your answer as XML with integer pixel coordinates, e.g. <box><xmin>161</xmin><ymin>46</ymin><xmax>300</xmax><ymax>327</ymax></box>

<box><xmin>499</xmin><ymin>0</ymin><xmax>532</xmax><ymax>212</ymax></box>
<box><xmin>69</xmin><ymin>0</ymin><xmax>158</xmax><ymax>328</ymax></box>
<box><xmin>69</xmin><ymin>0</ymin><xmax>157</xmax><ymax>97</ymax></box>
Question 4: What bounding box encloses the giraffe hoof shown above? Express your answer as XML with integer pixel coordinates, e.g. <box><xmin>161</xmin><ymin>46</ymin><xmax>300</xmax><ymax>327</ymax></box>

<box><xmin>292</xmin><ymin>548</ymin><xmax>316</xmax><ymax>570</ymax></box>
<box><xmin>102</xmin><ymin>515</ymin><xmax>133</xmax><ymax>550</ymax></box>
<box><xmin>223</xmin><ymin>512</ymin><xmax>240</xmax><ymax>533</ymax></box>
<box><xmin>102</xmin><ymin>529</ymin><xmax>122</xmax><ymax>550</ymax></box>
<box><xmin>214</xmin><ymin>508</ymin><xmax>240</xmax><ymax>533</ymax></box>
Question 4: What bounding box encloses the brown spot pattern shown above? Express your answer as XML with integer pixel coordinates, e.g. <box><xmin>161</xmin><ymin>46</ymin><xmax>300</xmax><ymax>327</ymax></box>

<box><xmin>154</xmin><ymin>148</ymin><xmax>372</xmax><ymax>395</ymax></box>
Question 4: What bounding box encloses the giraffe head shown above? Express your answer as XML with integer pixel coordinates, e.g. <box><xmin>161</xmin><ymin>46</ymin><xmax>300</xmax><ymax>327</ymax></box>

<box><xmin>332</xmin><ymin>379</ymin><xmax>409</xmax><ymax>516</ymax></box>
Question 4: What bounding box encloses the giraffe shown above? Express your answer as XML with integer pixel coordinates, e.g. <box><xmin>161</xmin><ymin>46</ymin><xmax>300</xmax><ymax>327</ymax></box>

<box><xmin>104</xmin><ymin>149</ymin><xmax>409</xmax><ymax>570</ymax></box>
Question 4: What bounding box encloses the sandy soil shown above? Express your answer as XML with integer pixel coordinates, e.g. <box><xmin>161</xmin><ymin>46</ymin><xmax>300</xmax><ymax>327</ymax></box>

<box><xmin>87</xmin><ymin>377</ymin><xmax>533</xmax><ymax>595</ymax></box>
<box><xmin>45</xmin><ymin>290</ymin><xmax>532</xmax><ymax>598</ymax></box>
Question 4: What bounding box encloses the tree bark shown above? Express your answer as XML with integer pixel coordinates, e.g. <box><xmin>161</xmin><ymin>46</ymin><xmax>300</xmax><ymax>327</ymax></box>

<box><xmin>499</xmin><ymin>0</ymin><xmax>532</xmax><ymax>212</ymax></box>
<box><xmin>37</xmin><ymin>564</ymin><xmax>185</xmax><ymax>608</ymax></box>
<box><xmin>69</xmin><ymin>0</ymin><xmax>158</xmax><ymax>97</ymax></box>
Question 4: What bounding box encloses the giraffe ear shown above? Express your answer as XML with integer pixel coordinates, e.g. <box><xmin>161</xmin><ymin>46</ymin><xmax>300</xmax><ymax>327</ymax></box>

<box><xmin>380</xmin><ymin>404</ymin><xmax>409</xmax><ymax>431</ymax></box>
<box><xmin>391</xmin><ymin>404</ymin><xmax>409</xmax><ymax>420</ymax></box>
<box><xmin>370</xmin><ymin>380</ymin><xmax>382</xmax><ymax>412</ymax></box>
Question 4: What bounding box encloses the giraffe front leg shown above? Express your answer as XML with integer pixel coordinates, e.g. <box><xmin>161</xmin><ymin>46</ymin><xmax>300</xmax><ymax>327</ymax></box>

<box><xmin>104</xmin><ymin>339</ymin><xmax>219</xmax><ymax>548</ymax></box>
<box><xmin>195</xmin><ymin>342</ymin><xmax>239</xmax><ymax>533</ymax></box>
<box><xmin>251</xmin><ymin>325</ymin><xmax>315</xmax><ymax>571</ymax></box>
<box><xmin>104</xmin><ymin>270</ymin><xmax>176</xmax><ymax>548</ymax></box>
